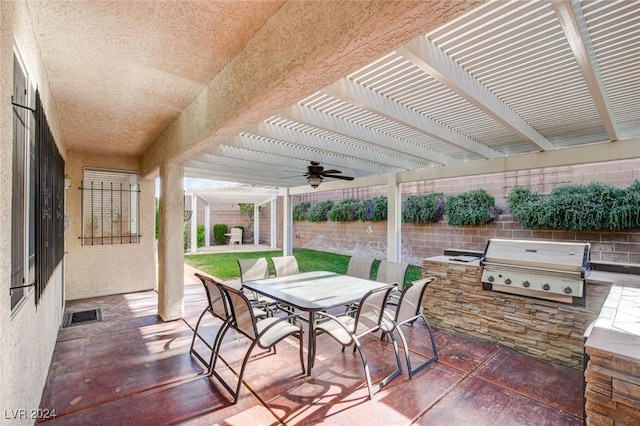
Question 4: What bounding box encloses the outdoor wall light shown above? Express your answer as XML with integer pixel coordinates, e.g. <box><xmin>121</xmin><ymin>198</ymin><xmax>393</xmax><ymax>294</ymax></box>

<box><xmin>64</xmin><ymin>174</ymin><xmax>72</xmax><ymax>189</ymax></box>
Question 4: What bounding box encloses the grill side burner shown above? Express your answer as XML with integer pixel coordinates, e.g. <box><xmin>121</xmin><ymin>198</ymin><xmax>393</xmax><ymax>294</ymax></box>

<box><xmin>480</xmin><ymin>239</ymin><xmax>591</xmax><ymax>305</ymax></box>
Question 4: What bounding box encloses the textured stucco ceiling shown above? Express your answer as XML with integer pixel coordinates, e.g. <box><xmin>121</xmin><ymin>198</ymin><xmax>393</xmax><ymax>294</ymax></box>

<box><xmin>27</xmin><ymin>0</ymin><xmax>286</xmax><ymax>156</ymax></box>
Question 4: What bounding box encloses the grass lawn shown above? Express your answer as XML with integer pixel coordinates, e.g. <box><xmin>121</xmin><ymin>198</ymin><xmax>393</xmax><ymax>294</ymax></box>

<box><xmin>184</xmin><ymin>248</ymin><xmax>422</xmax><ymax>286</ymax></box>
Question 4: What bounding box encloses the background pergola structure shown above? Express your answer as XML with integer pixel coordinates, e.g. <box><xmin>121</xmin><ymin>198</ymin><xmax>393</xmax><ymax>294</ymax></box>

<box><xmin>185</xmin><ymin>184</ymin><xmax>280</xmax><ymax>253</ymax></box>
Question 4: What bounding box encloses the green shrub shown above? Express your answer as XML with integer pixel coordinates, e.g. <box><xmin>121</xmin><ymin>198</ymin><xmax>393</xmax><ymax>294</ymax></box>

<box><xmin>293</xmin><ymin>201</ymin><xmax>311</xmax><ymax>221</ymax></box>
<box><xmin>506</xmin><ymin>186</ymin><xmax>546</xmax><ymax>228</ymax></box>
<box><xmin>358</xmin><ymin>196</ymin><xmax>388</xmax><ymax>221</ymax></box>
<box><xmin>446</xmin><ymin>189</ymin><xmax>499</xmax><ymax>226</ymax></box>
<box><xmin>402</xmin><ymin>194</ymin><xmax>445</xmax><ymax>224</ymax></box>
<box><xmin>197</xmin><ymin>225</ymin><xmax>205</xmax><ymax>247</ymax></box>
<box><xmin>328</xmin><ymin>198</ymin><xmax>361</xmax><ymax>221</ymax></box>
<box><xmin>183</xmin><ymin>225</ymin><xmax>206</xmax><ymax>250</ymax></box>
<box><xmin>213</xmin><ymin>224</ymin><xmax>228</xmax><ymax>245</ymax></box>
<box><xmin>609</xmin><ymin>181</ymin><xmax>640</xmax><ymax>229</ymax></box>
<box><xmin>305</xmin><ymin>200</ymin><xmax>334</xmax><ymax>222</ymax></box>
<box><xmin>155</xmin><ymin>198</ymin><xmax>160</xmax><ymax>240</ymax></box>
<box><xmin>238</xmin><ymin>203</ymin><xmax>256</xmax><ymax>228</ymax></box>
<box><xmin>507</xmin><ymin>181</ymin><xmax>640</xmax><ymax>231</ymax></box>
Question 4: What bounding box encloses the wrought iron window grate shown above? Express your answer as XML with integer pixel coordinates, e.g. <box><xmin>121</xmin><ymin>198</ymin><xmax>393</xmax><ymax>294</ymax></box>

<box><xmin>81</xmin><ymin>169</ymin><xmax>140</xmax><ymax>245</ymax></box>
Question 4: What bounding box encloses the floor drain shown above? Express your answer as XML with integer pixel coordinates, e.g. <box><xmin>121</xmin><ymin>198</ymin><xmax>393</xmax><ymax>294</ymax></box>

<box><xmin>63</xmin><ymin>308</ymin><xmax>103</xmax><ymax>327</ymax></box>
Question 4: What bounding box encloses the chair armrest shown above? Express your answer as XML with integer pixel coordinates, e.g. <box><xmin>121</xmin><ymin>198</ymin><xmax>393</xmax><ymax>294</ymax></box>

<box><xmin>315</xmin><ymin>311</ymin><xmax>354</xmax><ymax>335</ymax></box>
<box><xmin>257</xmin><ymin>314</ymin><xmax>303</xmax><ymax>338</ymax></box>
<box><xmin>315</xmin><ymin>310</ymin><xmax>340</xmax><ymax>322</ymax></box>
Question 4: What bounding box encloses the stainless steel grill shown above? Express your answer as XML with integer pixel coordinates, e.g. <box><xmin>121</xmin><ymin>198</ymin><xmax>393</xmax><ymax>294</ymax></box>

<box><xmin>480</xmin><ymin>239</ymin><xmax>591</xmax><ymax>305</ymax></box>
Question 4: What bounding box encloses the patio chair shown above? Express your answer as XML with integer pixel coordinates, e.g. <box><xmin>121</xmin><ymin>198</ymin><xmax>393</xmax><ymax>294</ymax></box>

<box><xmin>271</xmin><ymin>255</ymin><xmax>299</xmax><ymax>277</ymax></box>
<box><xmin>313</xmin><ymin>284</ymin><xmax>402</xmax><ymax>399</ymax></box>
<box><xmin>346</xmin><ymin>256</ymin><xmax>376</xmax><ymax>280</ymax></box>
<box><xmin>210</xmin><ymin>283</ymin><xmax>305</xmax><ymax>404</ymax></box>
<box><xmin>237</xmin><ymin>258</ymin><xmax>277</xmax><ymax>315</ymax></box>
<box><xmin>375</xmin><ymin>260</ymin><xmax>410</xmax><ymax>289</ymax></box>
<box><xmin>229</xmin><ymin>227</ymin><xmax>242</xmax><ymax>247</ymax></box>
<box><xmin>190</xmin><ymin>273</ymin><xmax>266</xmax><ymax>373</ymax></box>
<box><xmin>375</xmin><ymin>259</ymin><xmax>412</xmax><ymax>308</ymax></box>
<box><xmin>381</xmin><ymin>277</ymin><xmax>438</xmax><ymax>379</ymax></box>
<box><xmin>342</xmin><ymin>256</ymin><xmax>377</xmax><ymax>315</ymax></box>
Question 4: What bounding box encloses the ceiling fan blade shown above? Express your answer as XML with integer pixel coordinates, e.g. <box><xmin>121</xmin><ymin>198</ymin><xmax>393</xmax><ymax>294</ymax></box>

<box><xmin>280</xmin><ymin>174</ymin><xmax>303</xmax><ymax>179</ymax></box>
<box><xmin>321</xmin><ymin>169</ymin><xmax>342</xmax><ymax>174</ymax></box>
<box><xmin>324</xmin><ymin>174</ymin><xmax>354</xmax><ymax>181</ymax></box>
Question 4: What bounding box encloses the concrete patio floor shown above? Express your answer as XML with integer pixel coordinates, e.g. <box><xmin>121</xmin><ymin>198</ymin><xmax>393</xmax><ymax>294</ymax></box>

<box><xmin>38</xmin><ymin>265</ymin><xmax>584</xmax><ymax>425</ymax></box>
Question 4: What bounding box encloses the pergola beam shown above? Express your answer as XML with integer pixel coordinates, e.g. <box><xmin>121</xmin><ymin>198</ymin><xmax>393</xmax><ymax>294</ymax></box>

<box><xmin>324</xmin><ymin>77</ymin><xmax>504</xmax><ymax>158</ymax></box>
<box><xmin>398</xmin><ymin>36</ymin><xmax>556</xmax><ymax>152</ymax></box>
<box><xmin>552</xmin><ymin>0</ymin><xmax>619</xmax><ymax>141</ymax></box>
<box><xmin>278</xmin><ymin>104</ymin><xmax>458</xmax><ymax>166</ymax></box>
<box><xmin>249</xmin><ymin>121</ymin><xmax>423</xmax><ymax>172</ymax></box>
<box><xmin>185</xmin><ymin>162</ymin><xmax>294</xmax><ymax>187</ymax></box>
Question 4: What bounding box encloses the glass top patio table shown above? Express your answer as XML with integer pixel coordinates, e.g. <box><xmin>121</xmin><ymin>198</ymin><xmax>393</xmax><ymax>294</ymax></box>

<box><xmin>242</xmin><ymin>271</ymin><xmax>388</xmax><ymax>375</ymax></box>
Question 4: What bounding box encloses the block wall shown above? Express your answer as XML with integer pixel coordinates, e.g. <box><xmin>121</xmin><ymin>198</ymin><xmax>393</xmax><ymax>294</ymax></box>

<box><xmin>293</xmin><ymin>158</ymin><xmax>640</xmax><ymax>264</ymax></box>
<box><xmin>295</xmin><ymin>217</ymin><xmax>640</xmax><ymax>265</ymax></box>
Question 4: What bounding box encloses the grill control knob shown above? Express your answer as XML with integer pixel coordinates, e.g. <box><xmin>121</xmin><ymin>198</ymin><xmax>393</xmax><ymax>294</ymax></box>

<box><xmin>504</xmin><ymin>278</ymin><xmax>512</xmax><ymax>285</ymax></box>
<box><xmin>563</xmin><ymin>287</ymin><xmax>573</xmax><ymax>294</ymax></box>
<box><xmin>522</xmin><ymin>281</ymin><xmax>530</xmax><ymax>288</ymax></box>
<box><xmin>487</xmin><ymin>275</ymin><xmax>495</xmax><ymax>282</ymax></box>
<box><xmin>542</xmin><ymin>283</ymin><xmax>551</xmax><ymax>291</ymax></box>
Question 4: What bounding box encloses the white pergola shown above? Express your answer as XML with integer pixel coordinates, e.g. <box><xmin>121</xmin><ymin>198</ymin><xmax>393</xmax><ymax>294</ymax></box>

<box><xmin>186</xmin><ymin>184</ymin><xmax>280</xmax><ymax>253</ymax></box>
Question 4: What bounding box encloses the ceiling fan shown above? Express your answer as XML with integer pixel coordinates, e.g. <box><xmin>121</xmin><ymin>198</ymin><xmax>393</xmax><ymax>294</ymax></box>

<box><xmin>302</xmin><ymin>161</ymin><xmax>354</xmax><ymax>188</ymax></box>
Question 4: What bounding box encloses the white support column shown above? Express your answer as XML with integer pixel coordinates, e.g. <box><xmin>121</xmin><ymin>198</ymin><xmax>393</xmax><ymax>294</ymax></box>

<box><xmin>282</xmin><ymin>191</ymin><xmax>293</xmax><ymax>255</ymax></box>
<box><xmin>190</xmin><ymin>194</ymin><xmax>197</xmax><ymax>253</ymax></box>
<box><xmin>270</xmin><ymin>198</ymin><xmax>277</xmax><ymax>249</ymax></box>
<box><xmin>387</xmin><ymin>173</ymin><xmax>402</xmax><ymax>262</ymax></box>
<box><xmin>204</xmin><ymin>203</ymin><xmax>210</xmax><ymax>247</ymax></box>
<box><xmin>157</xmin><ymin>162</ymin><xmax>185</xmax><ymax>321</ymax></box>
<box><xmin>253</xmin><ymin>203</ymin><xmax>260</xmax><ymax>246</ymax></box>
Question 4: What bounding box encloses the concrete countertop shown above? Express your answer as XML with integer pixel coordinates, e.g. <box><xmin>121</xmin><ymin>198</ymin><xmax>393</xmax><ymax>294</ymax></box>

<box><xmin>424</xmin><ymin>255</ymin><xmax>482</xmax><ymax>267</ymax></box>
<box><xmin>584</xmin><ymin>272</ymin><xmax>640</xmax><ymax>362</ymax></box>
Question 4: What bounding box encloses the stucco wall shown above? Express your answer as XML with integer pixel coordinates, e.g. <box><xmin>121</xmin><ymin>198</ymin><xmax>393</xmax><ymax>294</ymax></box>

<box><xmin>1</xmin><ymin>2</ymin><xmax>65</xmax><ymax>423</ymax></box>
<box><xmin>64</xmin><ymin>151</ymin><xmax>156</xmax><ymax>300</ymax></box>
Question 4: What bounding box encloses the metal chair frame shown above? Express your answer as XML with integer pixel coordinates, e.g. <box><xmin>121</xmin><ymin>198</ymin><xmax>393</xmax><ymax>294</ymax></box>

<box><xmin>190</xmin><ymin>273</ymin><xmax>234</xmax><ymax>372</ymax></box>
<box><xmin>381</xmin><ymin>278</ymin><xmax>438</xmax><ymax>379</ymax></box>
<box><xmin>314</xmin><ymin>284</ymin><xmax>402</xmax><ymax>398</ymax></box>
<box><xmin>211</xmin><ymin>284</ymin><xmax>305</xmax><ymax>404</ymax></box>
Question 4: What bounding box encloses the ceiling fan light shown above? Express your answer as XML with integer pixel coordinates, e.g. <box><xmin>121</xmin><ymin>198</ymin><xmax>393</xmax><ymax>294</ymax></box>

<box><xmin>307</xmin><ymin>175</ymin><xmax>322</xmax><ymax>188</ymax></box>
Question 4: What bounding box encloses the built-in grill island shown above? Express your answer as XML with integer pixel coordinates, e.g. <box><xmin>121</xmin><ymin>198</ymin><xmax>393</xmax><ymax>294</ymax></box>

<box><xmin>481</xmin><ymin>239</ymin><xmax>591</xmax><ymax>306</ymax></box>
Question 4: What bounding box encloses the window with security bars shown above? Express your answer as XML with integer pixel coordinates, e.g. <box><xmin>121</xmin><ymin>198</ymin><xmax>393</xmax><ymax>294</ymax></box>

<box><xmin>81</xmin><ymin>169</ymin><xmax>140</xmax><ymax>245</ymax></box>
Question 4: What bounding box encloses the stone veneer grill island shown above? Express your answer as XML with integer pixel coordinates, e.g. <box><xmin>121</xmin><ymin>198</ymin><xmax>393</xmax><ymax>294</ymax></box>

<box><xmin>420</xmin><ymin>253</ymin><xmax>640</xmax><ymax>425</ymax></box>
<box><xmin>421</xmin><ymin>255</ymin><xmax>610</xmax><ymax>368</ymax></box>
